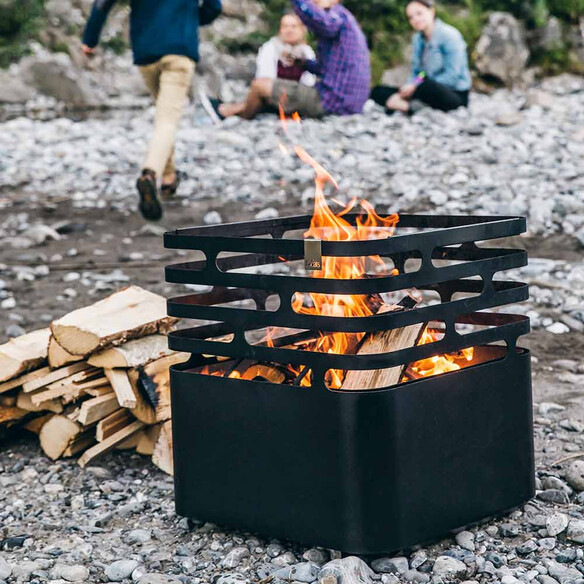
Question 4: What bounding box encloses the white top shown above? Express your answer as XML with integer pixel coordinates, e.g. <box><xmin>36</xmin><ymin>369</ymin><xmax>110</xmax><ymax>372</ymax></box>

<box><xmin>255</xmin><ymin>36</ymin><xmax>317</xmax><ymax>87</ymax></box>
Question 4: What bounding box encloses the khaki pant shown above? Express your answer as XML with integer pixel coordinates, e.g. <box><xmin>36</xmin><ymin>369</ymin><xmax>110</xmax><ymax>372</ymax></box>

<box><xmin>139</xmin><ymin>55</ymin><xmax>195</xmax><ymax>181</ymax></box>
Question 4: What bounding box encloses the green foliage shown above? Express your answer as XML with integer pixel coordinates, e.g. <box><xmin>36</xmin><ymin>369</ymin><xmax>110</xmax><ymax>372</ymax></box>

<box><xmin>0</xmin><ymin>0</ymin><xmax>45</xmax><ymax>68</ymax></box>
<box><xmin>547</xmin><ymin>0</ymin><xmax>584</xmax><ymax>20</ymax></box>
<box><xmin>438</xmin><ymin>2</ymin><xmax>485</xmax><ymax>58</ymax></box>
<box><xmin>52</xmin><ymin>41</ymin><xmax>70</xmax><ymax>54</ymax></box>
<box><xmin>530</xmin><ymin>45</ymin><xmax>572</xmax><ymax>74</ymax></box>
<box><xmin>259</xmin><ymin>0</ymin><xmax>289</xmax><ymax>31</ymax></box>
<box><xmin>102</xmin><ymin>35</ymin><xmax>129</xmax><ymax>55</ymax></box>
<box><xmin>471</xmin><ymin>0</ymin><xmax>530</xmax><ymax>18</ymax></box>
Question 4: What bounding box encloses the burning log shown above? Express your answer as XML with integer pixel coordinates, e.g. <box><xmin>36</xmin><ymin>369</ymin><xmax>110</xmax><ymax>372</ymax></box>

<box><xmin>51</xmin><ymin>286</ymin><xmax>177</xmax><ymax>357</ymax></box>
<box><xmin>0</xmin><ymin>328</ymin><xmax>51</xmax><ymax>384</ymax></box>
<box><xmin>241</xmin><ymin>364</ymin><xmax>292</xmax><ymax>384</ymax></box>
<box><xmin>341</xmin><ymin>304</ymin><xmax>425</xmax><ymax>391</ymax></box>
<box><xmin>404</xmin><ymin>365</ymin><xmax>425</xmax><ymax>381</ymax></box>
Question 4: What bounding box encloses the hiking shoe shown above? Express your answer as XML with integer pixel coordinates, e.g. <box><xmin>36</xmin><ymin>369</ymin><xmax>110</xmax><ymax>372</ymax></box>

<box><xmin>136</xmin><ymin>168</ymin><xmax>163</xmax><ymax>221</ymax></box>
<box><xmin>199</xmin><ymin>91</ymin><xmax>224</xmax><ymax>124</ymax></box>
<box><xmin>161</xmin><ymin>170</ymin><xmax>185</xmax><ymax>200</ymax></box>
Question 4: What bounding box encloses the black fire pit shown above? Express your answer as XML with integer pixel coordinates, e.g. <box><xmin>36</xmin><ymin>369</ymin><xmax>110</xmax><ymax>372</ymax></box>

<box><xmin>164</xmin><ymin>213</ymin><xmax>534</xmax><ymax>554</ymax></box>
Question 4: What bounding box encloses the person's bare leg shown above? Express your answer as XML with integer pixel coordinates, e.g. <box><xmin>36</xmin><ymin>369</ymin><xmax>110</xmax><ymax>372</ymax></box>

<box><xmin>220</xmin><ymin>79</ymin><xmax>274</xmax><ymax>120</ymax></box>
<box><xmin>219</xmin><ymin>101</ymin><xmax>246</xmax><ymax>117</ymax></box>
<box><xmin>386</xmin><ymin>93</ymin><xmax>410</xmax><ymax>113</ymax></box>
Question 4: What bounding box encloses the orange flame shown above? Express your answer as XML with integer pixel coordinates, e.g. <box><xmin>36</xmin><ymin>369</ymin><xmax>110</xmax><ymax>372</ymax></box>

<box><xmin>277</xmin><ymin>113</ymin><xmax>399</xmax><ymax>388</ymax></box>
<box><xmin>408</xmin><ymin>328</ymin><xmax>474</xmax><ymax>378</ymax></box>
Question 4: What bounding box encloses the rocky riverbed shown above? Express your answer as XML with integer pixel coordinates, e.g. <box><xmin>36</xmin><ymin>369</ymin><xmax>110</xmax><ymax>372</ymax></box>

<box><xmin>2</xmin><ymin>76</ymin><xmax>584</xmax><ymax>584</ymax></box>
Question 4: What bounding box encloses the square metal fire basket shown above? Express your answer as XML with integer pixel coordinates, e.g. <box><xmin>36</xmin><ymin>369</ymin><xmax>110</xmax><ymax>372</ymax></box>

<box><xmin>164</xmin><ymin>214</ymin><xmax>535</xmax><ymax>554</ymax></box>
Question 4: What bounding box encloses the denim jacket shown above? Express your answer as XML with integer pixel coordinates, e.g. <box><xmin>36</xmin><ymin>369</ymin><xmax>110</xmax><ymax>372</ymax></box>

<box><xmin>410</xmin><ymin>18</ymin><xmax>471</xmax><ymax>92</ymax></box>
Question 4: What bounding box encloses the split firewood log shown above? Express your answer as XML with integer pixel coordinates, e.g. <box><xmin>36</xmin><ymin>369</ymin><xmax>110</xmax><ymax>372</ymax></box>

<box><xmin>96</xmin><ymin>409</ymin><xmax>134</xmax><ymax>442</ymax></box>
<box><xmin>127</xmin><ymin>354</ymin><xmax>185</xmax><ymax>424</ymax></box>
<box><xmin>0</xmin><ymin>394</ymin><xmax>16</xmax><ymax>407</ymax></box>
<box><xmin>78</xmin><ymin>420</ymin><xmax>145</xmax><ymax>468</ymax></box>
<box><xmin>77</xmin><ymin>393</ymin><xmax>119</xmax><ymax>426</ymax></box>
<box><xmin>50</xmin><ymin>286</ymin><xmax>177</xmax><ymax>357</ymax></box>
<box><xmin>26</xmin><ymin>367</ymin><xmax>106</xmax><ymax>407</ymax></box>
<box><xmin>29</xmin><ymin>378</ymin><xmax>102</xmax><ymax>408</ymax></box>
<box><xmin>63</xmin><ymin>430</ymin><xmax>96</xmax><ymax>457</ymax></box>
<box><xmin>341</xmin><ymin>304</ymin><xmax>425</xmax><ymax>391</ymax></box>
<box><xmin>104</xmin><ymin>369</ymin><xmax>137</xmax><ymax>409</ymax></box>
<box><xmin>0</xmin><ymin>406</ymin><xmax>28</xmax><ymax>427</ymax></box>
<box><xmin>0</xmin><ymin>328</ymin><xmax>51</xmax><ymax>383</ymax></box>
<box><xmin>24</xmin><ymin>413</ymin><xmax>54</xmax><ymax>435</ymax></box>
<box><xmin>84</xmin><ymin>385</ymin><xmax>114</xmax><ymax>398</ymax></box>
<box><xmin>88</xmin><ymin>334</ymin><xmax>185</xmax><ymax>369</ymax></box>
<box><xmin>39</xmin><ymin>415</ymin><xmax>82</xmax><ymax>460</ymax></box>
<box><xmin>17</xmin><ymin>390</ymin><xmax>63</xmax><ymax>414</ymax></box>
<box><xmin>22</xmin><ymin>362</ymin><xmax>92</xmax><ymax>393</ymax></box>
<box><xmin>48</xmin><ymin>336</ymin><xmax>83</xmax><ymax>369</ymax></box>
<box><xmin>115</xmin><ymin>431</ymin><xmax>144</xmax><ymax>450</ymax></box>
<box><xmin>0</xmin><ymin>366</ymin><xmax>57</xmax><ymax>395</ymax></box>
<box><xmin>136</xmin><ymin>424</ymin><xmax>162</xmax><ymax>456</ymax></box>
<box><xmin>152</xmin><ymin>420</ymin><xmax>173</xmax><ymax>476</ymax></box>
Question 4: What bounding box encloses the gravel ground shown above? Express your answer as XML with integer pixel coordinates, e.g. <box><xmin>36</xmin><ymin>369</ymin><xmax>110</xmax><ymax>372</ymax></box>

<box><xmin>2</xmin><ymin>76</ymin><xmax>584</xmax><ymax>584</ymax></box>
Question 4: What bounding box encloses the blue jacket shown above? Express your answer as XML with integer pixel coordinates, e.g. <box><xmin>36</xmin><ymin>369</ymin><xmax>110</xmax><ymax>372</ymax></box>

<box><xmin>410</xmin><ymin>18</ymin><xmax>471</xmax><ymax>92</ymax></box>
<box><xmin>83</xmin><ymin>0</ymin><xmax>222</xmax><ymax>66</ymax></box>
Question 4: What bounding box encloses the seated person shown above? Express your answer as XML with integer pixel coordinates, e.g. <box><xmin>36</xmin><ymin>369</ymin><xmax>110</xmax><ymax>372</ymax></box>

<box><xmin>214</xmin><ymin>0</ymin><xmax>371</xmax><ymax>120</ymax></box>
<box><xmin>371</xmin><ymin>0</ymin><xmax>471</xmax><ymax>114</ymax></box>
<box><xmin>255</xmin><ymin>12</ymin><xmax>317</xmax><ymax>87</ymax></box>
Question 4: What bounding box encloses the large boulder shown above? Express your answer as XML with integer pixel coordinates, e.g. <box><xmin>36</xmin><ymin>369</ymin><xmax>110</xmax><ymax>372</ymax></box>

<box><xmin>475</xmin><ymin>12</ymin><xmax>530</xmax><ymax>86</ymax></box>
<box><xmin>92</xmin><ymin>52</ymin><xmax>149</xmax><ymax>99</ymax></box>
<box><xmin>22</xmin><ymin>52</ymin><xmax>98</xmax><ymax>106</ymax></box>
<box><xmin>565</xmin><ymin>22</ymin><xmax>584</xmax><ymax>65</ymax></box>
<box><xmin>45</xmin><ymin>0</ymin><xmax>85</xmax><ymax>27</ymax></box>
<box><xmin>530</xmin><ymin>16</ymin><xmax>564</xmax><ymax>51</ymax></box>
<box><xmin>0</xmin><ymin>70</ymin><xmax>35</xmax><ymax>103</ymax></box>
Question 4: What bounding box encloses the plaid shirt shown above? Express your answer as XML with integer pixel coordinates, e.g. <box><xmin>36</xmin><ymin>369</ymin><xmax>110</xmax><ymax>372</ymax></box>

<box><xmin>291</xmin><ymin>0</ymin><xmax>370</xmax><ymax>115</ymax></box>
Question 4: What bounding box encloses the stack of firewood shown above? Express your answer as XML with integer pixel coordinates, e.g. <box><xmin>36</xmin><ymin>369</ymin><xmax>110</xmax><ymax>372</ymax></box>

<box><xmin>0</xmin><ymin>286</ymin><xmax>187</xmax><ymax>475</ymax></box>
